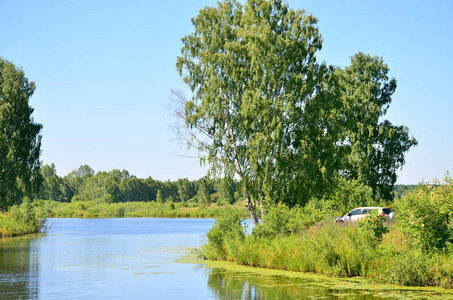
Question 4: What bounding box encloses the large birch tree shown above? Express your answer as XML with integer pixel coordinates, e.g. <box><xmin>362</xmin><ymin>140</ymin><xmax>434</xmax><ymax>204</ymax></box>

<box><xmin>176</xmin><ymin>0</ymin><xmax>334</xmax><ymax>226</ymax></box>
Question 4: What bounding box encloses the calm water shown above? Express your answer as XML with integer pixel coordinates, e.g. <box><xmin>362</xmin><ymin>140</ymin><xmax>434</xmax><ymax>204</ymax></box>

<box><xmin>0</xmin><ymin>218</ymin><xmax>450</xmax><ymax>299</ymax></box>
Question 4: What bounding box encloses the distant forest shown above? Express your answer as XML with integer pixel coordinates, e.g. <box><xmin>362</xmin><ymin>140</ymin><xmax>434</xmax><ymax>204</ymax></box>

<box><xmin>37</xmin><ymin>164</ymin><xmax>418</xmax><ymax>204</ymax></box>
<box><xmin>37</xmin><ymin>164</ymin><xmax>239</xmax><ymax>205</ymax></box>
<box><xmin>392</xmin><ymin>184</ymin><xmax>419</xmax><ymax>199</ymax></box>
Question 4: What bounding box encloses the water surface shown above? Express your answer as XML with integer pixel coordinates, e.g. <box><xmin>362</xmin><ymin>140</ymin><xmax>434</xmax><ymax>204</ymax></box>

<box><xmin>0</xmin><ymin>218</ymin><xmax>451</xmax><ymax>299</ymax></box>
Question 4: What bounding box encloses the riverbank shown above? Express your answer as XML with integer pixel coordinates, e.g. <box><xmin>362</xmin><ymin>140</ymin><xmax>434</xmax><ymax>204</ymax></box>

<box><xmin>199</xmin><ymin>256</ymin><xmax>453</xmax><ymax>299</ymax></box>
<box><xmin>33</xmin><ymin>200</ymin><xmax>247</xmax><ymax>218</ymax></box>
<box><xmin>202</xmin><ymin>222</ymin><xmax>453</xmax><ymax>288</ymax></box>
<box><xmin>0</xmin><ymin>199</ymin><xmax>46</xmax><ymax>238</ymax></box>
<box><xmin>200</xmin><ymin>177</ymin><xmax>453</xmax><ymax>289</ymax></box>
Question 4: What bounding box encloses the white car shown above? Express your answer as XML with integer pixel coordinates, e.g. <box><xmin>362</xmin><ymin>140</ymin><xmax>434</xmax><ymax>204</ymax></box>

<box><xmin>334</xmin><ymin>207</ymin><xmax>395</xmax><ymax>224</ymax></box>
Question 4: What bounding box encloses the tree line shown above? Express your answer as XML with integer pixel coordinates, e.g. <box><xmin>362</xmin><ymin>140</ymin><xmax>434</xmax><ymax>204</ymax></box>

<box><xmin>37</xmin><ymin>163</ymin><xmax>240</xmax><ymax>205</ymax></box>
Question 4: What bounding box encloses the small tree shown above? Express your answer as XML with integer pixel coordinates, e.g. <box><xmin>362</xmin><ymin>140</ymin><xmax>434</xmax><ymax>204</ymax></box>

<box><xmin>156</xmin><ymin>190</ymin><xmax>164</xmax><ymax>203</ymax></box>
<box><xmin>197</xmin><ymin>178</ymin><xmax>212</xmax><ymax>206</ymax></box>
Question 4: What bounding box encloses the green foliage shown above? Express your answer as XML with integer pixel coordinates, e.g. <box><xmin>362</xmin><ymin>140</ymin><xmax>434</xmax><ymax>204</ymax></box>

<box><xmin>325</xmin><ymin>177</ymin><xmax>375</xmax><ymax>214</ymax></box>
<box><xmin>252</xmin><ymin>203</ymin><xmax>328</xmax><ymax>239</ymax></box>
<box><xmin>175</xmin><ymin>0</ymin><xmax>416</xmax><ymax>225</ymax></box>
<box><xmin>336</xmin><ymin>53</ymin><xmax>418</xmax><ymax>200</ymax></box>
<box><xmin>393</xmin><ymin>184</ymin><xmax>418</xmax><ymax>199</ymax></box>
<box><xmin>33</xmin><ymin>200</ymin><xmax>247</xmax><ymax>219</ymax></box>
<box><xmin>204</xmin><ymin>208</ymin><xmax>246</xmax><ymax>260</ymax></box>
<box><xmin>199</xmin><ymin>176</ymin><xmax>453</xmax><ymax>289</ymax></box>
<box><xmin>358</xmin><ymin>209</ymin><xmax>389</xmax><ymax>248</ymax></box>
<box><xmin>394</xmin><ymin>174</ymin><xmax>453</xmax><ymax>252</ymax></box>
<box><xmin>0</xmin><ymin>198</ymin><xmax>46</xmax><ymax>237</ymax></box>
<box><xmin>386</xmin><ymin>247</ymin><xmax>434</xmax><ymax>286</ymax></box>
<box><xmin>166</xmin><ymin>201</ymin><xmax>175</xmax><ymax>210</ymax></box>
<box><xmin>175</xmin><ymin>0</ymin><xmax>332</xmax><ymax>225</ymax></box>
<box><xmin>215</xmin><ymin>177</ymin><xmax>236</xmax><ymax>205</ymax></box>
<box><xmin>196</xmin><ymin>178</ymin><xmax>212</xmax><ymax>205</ymax></box>
<box><xmin>0</xmin><ymin>58</ymin><xmax>43</xmax><ymax>210</ymax></box>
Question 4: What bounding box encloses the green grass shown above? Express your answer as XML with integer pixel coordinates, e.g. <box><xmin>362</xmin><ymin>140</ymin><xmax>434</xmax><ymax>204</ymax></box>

<box><xmin>33</xmin><ymin>200</ymin><xmax>248</xmax><ymax>219</ymax></box>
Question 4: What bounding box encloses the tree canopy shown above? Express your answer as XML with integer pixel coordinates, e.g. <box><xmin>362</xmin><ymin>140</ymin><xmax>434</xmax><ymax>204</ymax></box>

<box><xmin>175</xmin><ymin>0</ymin><xmax>417</xmax><ymax>225</ymax></box>
<box><xmin>0</xmin><ymin>58</ymin><xmax>42</xmax><ymax>211</ymax></box>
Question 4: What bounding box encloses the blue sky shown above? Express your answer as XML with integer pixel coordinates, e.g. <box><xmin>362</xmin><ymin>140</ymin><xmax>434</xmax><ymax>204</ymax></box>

<box><xmin>0</xmin><ymin>0</ymin><xmax>451</xmax><ymax>184</ymax></box>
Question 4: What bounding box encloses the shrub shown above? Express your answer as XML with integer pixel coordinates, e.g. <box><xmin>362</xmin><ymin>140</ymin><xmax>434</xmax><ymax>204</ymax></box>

<box><xmin>166</xmin><ymin>201</ymin><xmax>175</xmax><ymax>210</ymax></box>
<box><xmin>0</xmin><ymin>198</ymin><xmax>47</xmax><ymax>237</ymax></box>
<box><xmin>394</xmin><ymin>174</ymin><xmax>453</xmax><ymax>252</ymax></box>
<box><xmin>203</xmin><ymin>208</ymin><xmax>246</xmax><ymax>259</ymax></box>
<box><xmin>358</xmin><ymin>209</ymin><xmax>389</xmax><ymax>248</ymax></box>
<box><xmin>253</xmin><ymin>203</ymin><xmax>331</xmax><ymax>239</ymax></box>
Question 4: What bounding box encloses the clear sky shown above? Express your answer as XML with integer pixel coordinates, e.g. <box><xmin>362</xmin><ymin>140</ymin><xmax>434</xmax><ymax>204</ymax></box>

<box><xmin>0</xmin><ymin>0</ymin><xmax>451</xmax><ymax>184</ymax></box>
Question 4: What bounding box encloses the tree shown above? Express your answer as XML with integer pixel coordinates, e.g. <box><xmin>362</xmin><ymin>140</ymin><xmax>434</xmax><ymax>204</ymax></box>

<box><xmin>175</xmin><ymin>0</ymin><xmax>417</xmax><ymax>225</ymax></box>
<box><xmin>0</xmin><ymin>58</ymin><xmax>42</xmax><ymax>210</ymax></box>
<box><xmin>176</xmin><ymin>178</ymin><xmax>196</xmax><ymax>203</ymax></box>
<box><xmin>336</xmin><ymin>53</ymin><xmax>417</xmax><ymax>200</ymax></box>
<box><xmin>176</xmin><ymin>0</ymin><xmax>329</xmax><ymax>226</ymax></box>
<box><xmin>38</xmin><ymin>163</ymin><xmax>64</xmax><ymax>201</ymax></box>
<box><xmin>215</xmin><ymin>177</ymin><xmax>236</xmax><ymax>205</ymax></box>
<box><xmin>64</xmin><ymin>165</ymin><xmax>95</xmax><ymax>200</ymax></box>
<box><xmin>197</xmin><ymin>178</ymin><xmax>212</xmax><ymax>205</ymax></box>
<box><xmin>119</xmin><ymin>175</ymin><xmax>148</xmax><ymax>202</ymax></box>
<box><xmin>156</xmin><ymin>189</ymin><xmax>164</xmax><ymax>203</ymax></box>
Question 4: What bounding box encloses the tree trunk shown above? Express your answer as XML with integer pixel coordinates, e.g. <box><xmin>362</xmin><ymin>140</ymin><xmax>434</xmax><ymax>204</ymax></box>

<box><xmin>244</xmin><ymin>188</ymin><xmax>259</xmax><ymax>227</ymax></box>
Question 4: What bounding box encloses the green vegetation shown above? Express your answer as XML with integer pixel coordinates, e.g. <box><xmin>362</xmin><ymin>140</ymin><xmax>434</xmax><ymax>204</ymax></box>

<box><xmin>34</xmin><ymin>199</ymin><xmax>247</xmax><ymax>219</ymax></box>
<box><xmin>201</xmin><ymin>174</ymin><xmax>453</xmax><ymax>288</ymax></box>
<box><xmin>174</xmin><ymin>0</ymin><xmax>417</xmax><ymax>225</ymax></box>
<box><xmin>36</xmin><ymin>164</ymin><xmax>242</xmax><ymax>205</ymax></box>
<box><xmin>0</xmin><ymin>58</ymin><xmax>45</xmax><ymax>236</ymax></box>
<box><xmin>0</xmin><ymin>198</ymin><xmax>46</xmax><ymax>238</ymax></box>
<box><xmin>0</xmin><ymin>58</ymin><xmax>42</xmax><ymax>209</ymax></box>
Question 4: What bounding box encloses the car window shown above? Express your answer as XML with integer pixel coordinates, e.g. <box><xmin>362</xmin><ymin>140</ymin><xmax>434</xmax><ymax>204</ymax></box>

<box><xmin>382</xmin><ymin>208</ymin><xmax>392</xmax><ymax>214</ymax></box>
<box><xmin>349</xmin><ymin>209</ymin><xmax>362</xmax><ymax>216</ymax></box>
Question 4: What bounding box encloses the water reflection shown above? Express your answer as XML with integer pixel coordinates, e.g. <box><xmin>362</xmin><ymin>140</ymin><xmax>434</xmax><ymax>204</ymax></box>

<box><xmin>204</xmin><ymin>266</ymin><xmax>431</xmax><ymax>300</ymax></box>
<box><xmin>0</xmin><ymin>238</ymin><xmax>39</xmax><ymax>299</ymax></box>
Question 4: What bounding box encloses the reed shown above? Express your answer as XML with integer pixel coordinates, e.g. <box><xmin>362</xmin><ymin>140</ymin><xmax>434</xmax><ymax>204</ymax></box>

<box><xmin>34</xmin><ymin>200</ymin><xmax>247</xmax><ymax>219</ymax></box>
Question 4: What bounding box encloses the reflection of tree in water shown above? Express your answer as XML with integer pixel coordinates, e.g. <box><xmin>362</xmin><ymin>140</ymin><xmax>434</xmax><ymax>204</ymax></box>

<box><xmin>205</xmin><ymin>267</ymin><xmax>383</xmax><ymax>300</ymax></box>
<box><xmin>0</xmin><ymin>238</ymin><xmax>39</xmax><ymax>299</ymax></box>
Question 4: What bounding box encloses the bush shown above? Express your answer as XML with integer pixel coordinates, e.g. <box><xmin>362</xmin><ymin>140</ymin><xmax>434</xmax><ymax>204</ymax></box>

<box><xmin>203</xmin><ymin>208</ymin><xmax>246</xmax><ymax>260</ymax></box>
<box><xmin>166</xmin><ymin>201</ymin><xmax>175</xmax><ymax>210</ymax></box>
<box><xmin>253</xmin><ymin>203</ymin><xmax>332</xmax><ymax>240</ymax></box>
<box><xmin>358</xmin><ymin>209</ymin><xmax>389</xmax><ymax>248</ymax></box>
<box><xmin>0</xmin><ymin>198</ymin><xmax>47</xmax><ymax>237</ymax></box>
<box><xmin>394</xmin><ymin>174</ymin><xmax>453</xmax><ymax>251</ymax></box>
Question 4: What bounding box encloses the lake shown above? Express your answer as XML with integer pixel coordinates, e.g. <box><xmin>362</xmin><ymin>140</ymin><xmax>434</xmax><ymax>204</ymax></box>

<box><xmin>0</xmin><ymin>218</ymin><xmax>451</xmax><ymax>299</ymax></box>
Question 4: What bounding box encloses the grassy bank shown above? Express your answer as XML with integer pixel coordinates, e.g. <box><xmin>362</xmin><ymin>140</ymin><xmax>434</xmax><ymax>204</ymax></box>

<box><xmin>204</xmin><ymin>222</ymin><xmax>453</xmax><ymax>288</ymax></box>
<box><xmin>200</xmin><ymin>176</ymin><xmax>453</xmax><ymax>288</ymax></box>
<box><xmin>0</xmin><ymin>199</ymin><xmax>47</xmax><ymax>238</ymax></box>
<box><xmin>34</xmin><ymin>200</ymin><xmax>248</xmax><ymax>219</ymax></box>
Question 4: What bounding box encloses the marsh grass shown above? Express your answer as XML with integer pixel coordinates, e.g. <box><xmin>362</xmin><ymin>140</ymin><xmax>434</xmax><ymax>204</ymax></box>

<box><xmin>201</xmin><ymin>176</ymin><xmax>453</xmax><ymax>289</ymax></box>
<box><xmin>202</xmin><ymin>214</ymin><xmax>453</xmax><ymax>288</ymax></box>
<box><xmin>34</xmin><ymin>200</ymin><xmax>247</xmax><ymax>219</ymax></box>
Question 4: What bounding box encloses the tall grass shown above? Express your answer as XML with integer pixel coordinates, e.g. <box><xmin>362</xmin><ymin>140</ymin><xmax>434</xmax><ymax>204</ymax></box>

<box><xmin>34</xmin><ymin>200</ymin><xmax>247</xmax><ymax>219</ymax></box>
<box><xmin>200</xmin><ymin>189</ymin><xmax>453</xmax><ymax>289</ymax></box>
